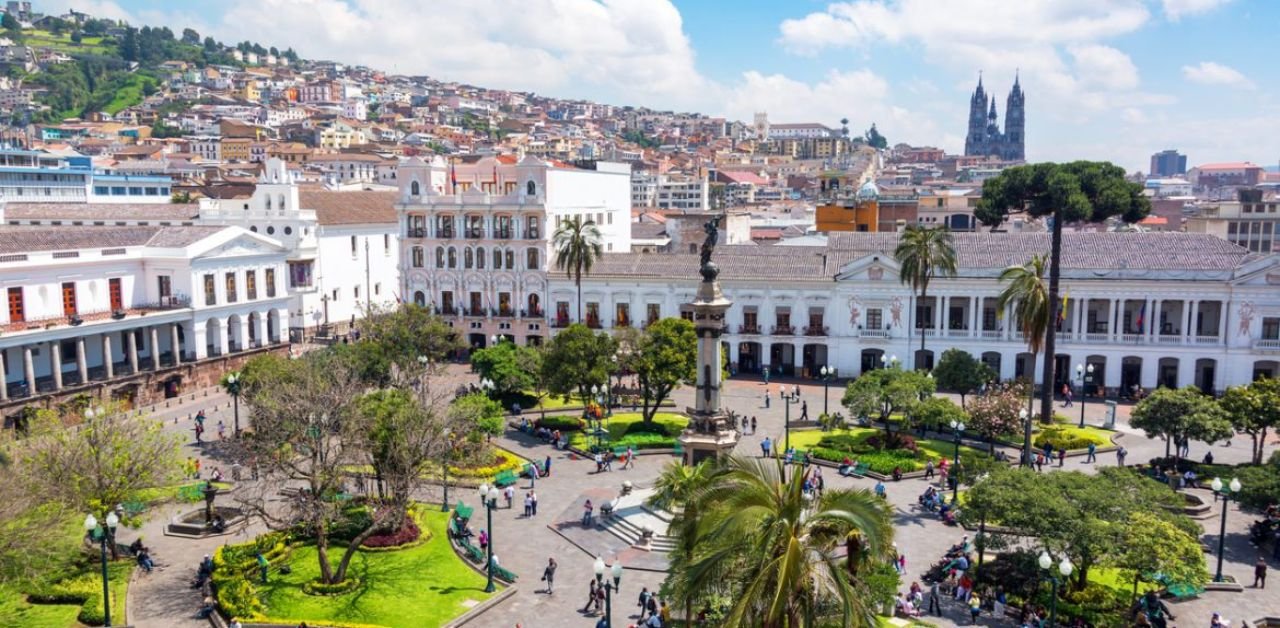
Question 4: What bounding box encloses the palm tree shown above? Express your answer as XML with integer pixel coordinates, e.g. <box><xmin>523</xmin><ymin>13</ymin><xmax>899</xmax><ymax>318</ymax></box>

<box><xmin>647</xmin><ymin>460</ymin><xmax>712</xmax><ymax>623</ymax></box>
<box><xmin>996</xmin><ymin>254</ymin><xmax>1051</xmax><ymax>467</ymax></box>
<box><xmin>551</xmin><ymin>216</ymin><xmax>603</xmax><ymax>323</ymax></box>
<box><xmin>894</xmin><ymin>225</ymin><xmax>958</xmax><ymax>369</ymax></box>
<box><xmin>679</xmin><ymin>456</ymin><xmax>893</xmax><ymax>627</ymax></box>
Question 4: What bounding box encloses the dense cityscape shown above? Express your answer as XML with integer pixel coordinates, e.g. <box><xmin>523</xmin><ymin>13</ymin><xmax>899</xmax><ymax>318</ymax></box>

<box><xmin>0</xmin><ymin>1</ymin><xmax>1276</xmax><ymax>627</ymax></box>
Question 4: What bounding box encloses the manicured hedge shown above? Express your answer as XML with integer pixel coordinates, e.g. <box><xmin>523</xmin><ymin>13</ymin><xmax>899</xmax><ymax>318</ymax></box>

<box><xmin>1032</xmin><ymin>426</ymin><xmax>1109</xmax><ymax>451</ymax></box>
<box><xmin>534</xmin><ymin>416</ymin><xmax>585</xmax><ymax>432</ymax></box>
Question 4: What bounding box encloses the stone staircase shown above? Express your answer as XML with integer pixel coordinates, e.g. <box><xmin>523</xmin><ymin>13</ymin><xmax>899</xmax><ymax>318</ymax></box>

<box><xmin>598</xmin><ymin>488</ymin><xmax>679</xmax><ymax>553</ymax></box>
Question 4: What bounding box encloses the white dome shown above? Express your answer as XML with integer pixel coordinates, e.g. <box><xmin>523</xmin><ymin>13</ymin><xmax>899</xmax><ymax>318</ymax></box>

<box><xmin>855</xmin><ymin>180</ymin><xmax>879</xmax><ymax>200</ymax></box>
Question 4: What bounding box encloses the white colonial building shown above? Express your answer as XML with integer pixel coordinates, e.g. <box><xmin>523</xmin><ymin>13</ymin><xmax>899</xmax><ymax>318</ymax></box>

<box><xmin>196</xmin><ymin>159</ymin><xmax>401</xmax><ymax>338</ymax></box>
<box><xmin>0</xmin><ymin>222</ymin><xmax>291</xmax><ymax>412</ymax></box>
<box><xmin>553</xmin><ymin>232</ymin><xmax>1280</xmax><ymax>395</ymax></box>
<box><xmin>396</xmin><ymin>154</ymin><xmax>631</xmax><ymax>347</ymax></box>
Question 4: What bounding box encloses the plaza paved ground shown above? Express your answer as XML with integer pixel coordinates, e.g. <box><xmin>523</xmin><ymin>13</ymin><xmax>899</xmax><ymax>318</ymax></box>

<box><xmin>124</xmin><ymin>366</ymin><xmax>1280</xmax><ymax>628</ymax></box>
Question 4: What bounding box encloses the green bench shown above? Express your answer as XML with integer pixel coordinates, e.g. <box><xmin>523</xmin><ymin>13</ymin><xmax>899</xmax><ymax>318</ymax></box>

<box><xmin>522</xmin><ymin>461</ymin><xmax>546</xmax><ymax>478</ymax></box>
<box><xmin>493</xmin><ymin>469</ymin><xmax>519</xmax><ymax>487</ymax></box>
<box><xmin>454</xmin><ymin>502</ymin><xmax>474</xmax><ymax>521</ymax></box>
<box><xmin>492</xmin><ymin>563</ymin><xmax>518</xmax><ymax>583</ymax></box>
<box><xmin>459</xmin><ymin>539</ymin><xmax>485</xmax><ymax>563</ymax></box>
<box><xmin>840</xmin><ymin>462</ymin><xmax>869</xmax><ymax>478</ymax></box>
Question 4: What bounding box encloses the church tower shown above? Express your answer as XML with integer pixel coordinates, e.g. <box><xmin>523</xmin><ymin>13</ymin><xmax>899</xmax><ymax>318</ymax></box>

<box><xmin>1004</xmin><ymin>73</ymin><xmax>1026</xmax><ymax>160</ymax></box>
<box><xmin>963</xmin><ymin>75</ymin><xmax>988</xmax><ymax>156</ymax></box>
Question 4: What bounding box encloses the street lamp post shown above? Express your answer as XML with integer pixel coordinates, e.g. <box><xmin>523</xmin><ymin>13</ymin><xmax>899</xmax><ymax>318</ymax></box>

<box><xmin>593</xmin><ymin>557</ymin><xmax>623</xmax><ymax>628</ymax></box>
<box><xmin>819</xmin><ymin>365</ymin><xmax>833</xmax><ymax>416</ymax></box>
<box><xmin>478</xmin><ymin>483</ymin><xmax>500</xmax><ymax>592</ymax></box>
<box><xmin>1075</xmin><ymin>363</ymin><xmax>1093</xmax><ymax>428</ymax></box>
<box><xmin>1038</xmin><ymin>550</ymin><xmax>1074</xmax><ymax>628</ymax></box>
<box><xmin>85</xmin><ymin>512</ymin><xmax>119</xmax><ymax>627</ymax></box>
<box><xmin>949</xmin><ymin>419</ymin><xmax>965</xmax><ymax>502</ymax></box>
<box><xmin>1211</xmin><ymin>476</ymin><xmax>1242</xmax><ymax>582</ymax></box>
<box><xmin>1019</xmin><ymin>408</ymin><xmax>1030</xmax><ymax>468</ymax></box>
<box><xmin>226</xmin><ymin>371</ymin><xmax>242</xmax><ymax>437</ymax></box>
<box><xmin>440</xmin><ymin>431</ymin><xmax>453</xmax><ymax>512</ymax></box>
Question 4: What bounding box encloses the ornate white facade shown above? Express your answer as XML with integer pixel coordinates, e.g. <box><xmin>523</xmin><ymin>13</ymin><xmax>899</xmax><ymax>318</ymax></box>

<box><xmin>396</xmin><ymin>155</ymin><xmax>631</xmax><ymax>347</ymax></box>
<box><xmin>551</xmin><ymin>232</ymin><xmax>1280</xmax><ymax>395</ymax></box>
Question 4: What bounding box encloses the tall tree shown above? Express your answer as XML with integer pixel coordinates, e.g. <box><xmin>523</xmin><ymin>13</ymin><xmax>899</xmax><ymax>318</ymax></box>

<box><xmin>542</xmin><ymin>323</ymin><xmax>617</xmax><ymax>408</ymax></box>
<box><xmin>1130</xmin><ymin>386</ymin><xmax>1233</xmax><ymax>460</ymax></box>
<box><xmin>893</xmin><ymin>225</ymin><xmax>957</xmax><ymax>368</ymax></box>
<box><xmin>977</xmin><ymin>162</ymin><xmax>1150</xmax><ymax>430</ymax></box>
<box><xmin>1112</xmin><ymin>511</ymin><xmax>1208</xmax><ymax>596</ymax></box>
<box><xmin>679</xmin><ymin>456</ymin><xmax>893</xmax><ymax>627</ymax></box>
<box><xmin>632</xmin><ymin>317</ymin><xmax>698</xmax><ymax>423</ymax></box>
<box><xmin>551</xmin><ymin>216</ymin><xmax>603</xmax><ymax>322</ymax></box>
<box><xmin>996</xmin><ymin>253</ymin><xmax>1051</xmax><ymax>465</ymax></box>
<box><xmin>180</xmin><ymin>28</ymin><xmax>201</xmax><ymax>45</ymax></box>
<box><xmin>841</xmin><ymin>366</ymin><xmax>935</xmax><ymax>438</ymax></box>
<box><xmin>469</xmin><ymin>341</ymin><xmax>536</xmax><ymax>398</ymax></box>
<box><xmin>966</xmin><ymin>384</ymin><xmax>1026</xmax><ymax>454</ymax></box>
<box><xmin>932</xmin><ymin>348</ymin><xmax>994</xmax><ymax>408</ymax></box>
<box><xmin>648</xmin><ymin>460</ymin><xmax>713</xmax><ymax>624</ymax></box>
<box><xmin>863</xmin><ymin>123</ymin><xmax>888</xmax><ymax>149</ymax></box>
<box><xmin>23</xmin><ymin>404</ymin><xmax>182</xmax><ymax>557</ymax></box>
<box><xmin>357</xmin><ymin>303</ymin><xmax>462</xmax><ymax>387</ymax></box>
<box><xmin>1218</xmin><ymin>378</ymin><xmax>1280</xmax><ymax>464</ymax></box>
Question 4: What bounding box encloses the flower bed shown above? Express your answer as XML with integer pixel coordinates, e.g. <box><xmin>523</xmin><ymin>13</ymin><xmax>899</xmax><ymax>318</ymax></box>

<box><xmin>790</xmin><ymin>428</ymin><xmax>986</xmax><ymax>475</ymax></box>
<box><xmin>567</xmin><ymin>413</ymin><xmax>689</xmax><ymax>451</ymax></box>
<box><xmin>1032</xmin><ymin>425</ymin><xmax>1111</xmax><ymax>451</ymax></box>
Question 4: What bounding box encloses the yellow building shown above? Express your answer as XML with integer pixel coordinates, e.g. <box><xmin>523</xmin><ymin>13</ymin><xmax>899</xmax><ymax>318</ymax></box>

<box><xmin>221</xmin><ymin>137</ymin><xmax>252</xmax><ymax>162</ymax></box>
<box><xmin>237</xmin><ymin>80</ymin><xmax>260</xmax><ymax>103</ymax></box>
<box><xmin>815</xmin><ymin>180</ymin><xmax>881</xmax><ymax>232</ymax></box>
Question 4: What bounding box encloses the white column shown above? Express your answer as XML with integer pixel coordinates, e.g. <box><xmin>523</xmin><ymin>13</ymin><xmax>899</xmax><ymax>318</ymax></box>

<box><xmin>193</xmin><ymin>321</ymin><xmax>209</xmax><ymax>360</ymax></box>
<box><xmin>216</xmin><ymin>318</ymin><xmax>230</xmax><ymax>356</ymax></box>
<box><xmin>1217</xmin><ymin>300</ymin><xmax>1228</xmax><ymax>340</ymax></box>
<box><xmin>255</xmin><ymin>313</ymin><xmax>268</xmax><ymax>348</ymax></box>
<box><xmin>102</xmin><ymin>335</ymin><xmax>114</xmax><ymax>379</ymax></box>
<box><xmin>0</xmin><ymin>350</ymin><xmax>7</xmax><ymax>400</ymax></box>
<box><xmin>171</xmin><ymin>324</ymin><xmax>182</xmax><ymax>364</ymax></box>
<box><xmin>127</xmin><ymin>330</ymin><xmax>139</xmax><ymax>373</ymax></box>
<box><xmin>1077</xmin><ymin>298</ymin><xmax>1088</xmax><ymax>339</ymax></box>
<box><xmin>1185</xmin><ymin>300</ymin><xmax>1197</xmax><ymax>340</ymax></box>
<box><xmin>150</xmin><ymin>326</ymin><xmax>160</xmax><ymax>370</ymax></box>
<box><xmin>23</xmin><ymin>346</ymin><xmax>35</xmax><ymax>394</ymax></box>
<box><xmin>50</xmin><ymin>341</ymin><xmax>63</xmax><ymax>391</ymax></box>
<box><xmin>1107</xmin><ymin>299</ymin><xmax>1118</xmax><ymax>339</ymax></box>
<box><xmin>969</xmin><ymin>297</ymin><xmax>979</xmax><ymax>337</ymax></box>
<box><xmin>76</xmin><ymin>337</ymin><xmax>88</xmax><ymax>384</ymax></box>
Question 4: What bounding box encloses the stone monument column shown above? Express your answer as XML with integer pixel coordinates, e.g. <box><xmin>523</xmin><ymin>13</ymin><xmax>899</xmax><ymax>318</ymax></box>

<box><xmin>678</xmin><ymin>215</ymin><xmax>741</xmax><ymax>465</ymax></box>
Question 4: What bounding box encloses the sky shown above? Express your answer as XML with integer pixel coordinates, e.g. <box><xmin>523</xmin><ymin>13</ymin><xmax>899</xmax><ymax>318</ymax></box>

<box><xmin>49</xmin><ymin>0</ymin><xmax>1280</xmax><ymax>172</ymax></box>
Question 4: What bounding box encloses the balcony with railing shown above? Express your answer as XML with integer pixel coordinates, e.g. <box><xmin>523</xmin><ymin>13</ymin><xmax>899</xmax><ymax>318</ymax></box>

<box><xmin>437</xmin><ymin>306</ymin><xmax>456</xmax><ymax>316</ymax></box>
<box><xmin>979</xmin><ymin>329</ymin><xmax>1003</xmax><ymax>340</ymax></box>
<box><xmin>406</xmin><ymin>227</ymin><xmax>426</xmax><ymax>239</ymax></box>
<box><xmin>495</xmin><ymin>307</ymin><xmax>514</xmax><ymax>318</ymax></box>
<box><xmin>1253</xmin><ymin>338</ymin><xmax>1280</xmax><ymax>350</ymax></box>
<box><xmin>527</xmin><ymin>229</ymin><xmax>540</xmax><ymax>240</ymax></box>
<box><xmin>495</xmin><ymin>229</ymin><xmax>512</xmax><ymax>240</ymax></box>
<box><xmin>552</xmin><ymin>317</ymin><xmax>571</xmax><ymax>328</ymax></box>
<box><xmin>859</xmin><ymin>328</ymin><xmax>890</xmax><ymax>339</ymax></box>
<box><xmin>803</xmin><ymin>325</ymin><xmax>829</xmax><ymax>336</ymax></box>
<box><xmin>464</xmin><ymin>228</ymin><xmax>484</xmax><ymax>239</ymax></box>
<box><xmin>522</xmin><ymin>307</ymin><xmax>544</xmax><ymax>319</ymax></box>
<box><xmin>1192</xmin><ymin>335</ymin><xmax>1221</xmax><ymax>346</ymax></box>
<box><xmin>438</xmin><ymin>228</ymin><xmax>455</xmax><ymax>239</ymax></box>
<box><xmin>771</xmin><ymin>324</ymin><xmax>795</xmax><ymax>336</ymax></box>
<box><xmin>1155</xmin><ymin>333</ymin><xmax>1183</xmax><ymax>345</ymax></box>
<box><xmin>586</xmin><ymin>317</ymin><xmax>602</xmax><ymax>329</ymax></box>
<box><xmin>738</xmin><ymin>324</ymin><xmax>761</xmax><ymax>335</ymax></box>
<box><xmin>0</xmin><ymin>297</ymin><xmax>192</xmax><ymax>334</ymax></box>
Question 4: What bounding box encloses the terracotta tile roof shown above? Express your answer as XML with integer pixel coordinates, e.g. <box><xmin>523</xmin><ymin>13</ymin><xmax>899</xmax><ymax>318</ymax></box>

<box><xmin>4</xmin><ymin>203</ymin><xmax>200</xmax><ymax>221</ymax></box>
<box><xmin>297</xmin><ymin>189</ymin><xmax>398</xmax><ymax>225</ymax></box>
<box><xmin>0</xmin><ymin>225</ymin><xmax>222</xmax><ymax>252</ymax></box>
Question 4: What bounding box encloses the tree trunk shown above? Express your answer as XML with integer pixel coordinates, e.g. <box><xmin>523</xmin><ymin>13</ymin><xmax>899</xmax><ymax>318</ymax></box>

<box><xmin>333</xmin><ymin>513</ymin><xmax>389</xmax><ymax>583</ymax></box>
<box><xmin>1040</xmin><ymin>207</ymin><xmax>1063</xmax><ymax>426</ymax></box>
<box><xmin>919</xmin><ymin>288</ymin><xmax>927</xmax><ymax>366</ymax></box>
<box><xmin>1165</xmin><ymin>434</ymin><xmax>1171</xmax><ymax>459</ymax></box>
<box><xmin>375</xmin><ymin>468</ymin><xmax>384</xmax><ymax>501</ymax></box>
<box><xmin>575</xmin><ymin>269</ymin><xmax>583</xmax><ymax>323</ymax></box>
<box><xmin>1022</xmin><ymin>352</ymin><xmax>1037</xmax><ymax>467</ymax></box>
<box><xmin>316</xmin><ymin>522</ymin><xmax>335</xmax><ymax>583</ymax></box>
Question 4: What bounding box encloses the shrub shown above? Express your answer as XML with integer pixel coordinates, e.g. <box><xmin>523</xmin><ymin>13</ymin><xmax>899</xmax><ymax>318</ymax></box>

<box><xmin>302</xmin><ymin>577</ymin><xmax>363</xmax><ymax>596</ymax></box>
<box><xmin>817</xmin><ymin>433</ymin><xmax>864</xmax><ymax>452</ymax></box>
<box><xmin>1033</xmin><ymin>426</ymin><xmax>1109</xmax><ymax>451</ymax></box>
<box><xmin>613</xmin><ymin>433</ymin><xmax>676</xmax><ymax>449</ymax></box>
<box><xmin>448</xmin><ymin>448</ymin><xmax>528</xmax><ymax>479</ymax></box>
<box><xmin>865</xmin><ymin>432</ymin><xmax>918</xmax><ymax>452</ymax></box>
<box><xmin>915</xmin><ymin>397</ymin><xmax>968</xmax><ymax>432</ymax></box>
<box><xmin>361</xmin><ymin>517</ymin><xmax>421</xmax><ymax>548</ymax></box>
<box><xmin>855</xmin><ymin>450</ymin><xmax>923</xmax><ymax>474</ymax></box>
<box><xmin>624</xmin><ymin>420</ymin><xmax>682</xmax><ymax>437</ymax></box>
<box><xmin>535</xmin><ymin>415</ymin><xmax>585</xmax><ymax>432</ymax></box>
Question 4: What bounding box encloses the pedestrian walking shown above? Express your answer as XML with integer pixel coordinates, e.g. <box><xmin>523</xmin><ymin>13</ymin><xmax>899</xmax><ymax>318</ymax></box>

<box><xmin>582</xmin><ymin>500</ymin><xmax>594</xmax><ymax>526</ymax></box>
<box><xmin>531</xmin><ymin>490</ymin><xmax>538</xmax><ymax>516</ymax></box>
<box><xmin>761</xmin><ymin>436</ymin><xmax>772</xmax><ymax>458</ymax></box>
<box><xmin>544</xmin><ymin>455</ymin><xmax>552</xmax><ymax>477</ymax></box>
<box><xmin>793</xmin><ymin>384</ymin><xmax>800</xmax><ymax>398</ymax></box>
<box><xmin>217</xmin><ymin>420</ymin><xmax>225</xmax><ymax>440</ymax></box>
<box><xmin>924</xmin><ymin>459</ymin><xmax>935</xmax><ymax>479</ymax></box>
<box><xmin>750</xmin><ymin>416</ymin><xmax>757</xmax><ymax>434</ymax></box>
<box><xmin>542</xmin><ymin>557</ymin><xmax>557</xmax><ymax>594</ymax></box>
<box><xmin>194</xmin><ymin>423</ymin><xmax>204</xmax><ymax>444</ymax></box>
<box><xmin>800</xmin><ymin>401</ymin><xmax>808</xmax><ymax>421</ymax></box>
<box><xmin>624</xmin><ymin>446</ymin><xmax>636</xmax><ymax>470</ymax></box>
<box><xmin>1256</xmin><ymin>557</ymin><xmax>1268</xmax><ymax>588</ymax></box>
<box><xmin>582</xmin><ymin>579</ymin><xmax>598</xmax><ymax>612</ymax></box>
<box><xmin>193</xmin><ymin>458</ymin><xmax>202</xmax><ymax>478</ymax></box>
<box><xmin>1062</xmin><ymin>383</ymin><xmax>1073</xmax><ymax>407</ymax></box>
<box><xmin>741</xmin><ymin>415</ymin><xmax>748</xmax><ymax>433</ymax></box>
<box><xmin>1086</xmin><ymin>442</ymin><xmax>1097</xmax><ymax>463</ymax></box>
<box><xmin>764</xmin><ymin>390</ymin><xmax>771</xmax><ymax>408</ymax></box>
<box><xmin>504</xmin><ymin>485</ymin><xmax>514</xmax><ymax>509</ymax></box>
<box><xmin>523</xmin><ymin>492</ymin><xmax>533</xmax><ymax>517</ymax></box>
<box><xmin>638</xmin><ymin>587</ymin><xmax>652</xmax><ymax>619</ymax></box>
<box><xmin>1058</xmin><ymin>448</ymin><xmax>1065</xmax><ymax>467</ymax></box>
<box><xmin>927</xmin><ymin>581</ymin><xmax>942</xmax><ymax>616</ymax></box>
<box><xmin>1117</xmin><ymin>446</ymin><xmax>1127</xmax><ymax>467</ymax></box>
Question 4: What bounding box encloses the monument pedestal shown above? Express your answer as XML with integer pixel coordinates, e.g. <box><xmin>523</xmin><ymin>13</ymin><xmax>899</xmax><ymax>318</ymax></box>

<box><xmin>679</xmin><ymin>240</ymin><xmax>740</xmax><ymax>465</ymax></box>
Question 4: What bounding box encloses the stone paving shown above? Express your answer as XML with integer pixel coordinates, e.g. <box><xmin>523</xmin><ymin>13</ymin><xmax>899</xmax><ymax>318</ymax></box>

<box><xmin>122</xmin><ymin>367</ymin><xmax>1280</xmax><ymax>628</ymax></box>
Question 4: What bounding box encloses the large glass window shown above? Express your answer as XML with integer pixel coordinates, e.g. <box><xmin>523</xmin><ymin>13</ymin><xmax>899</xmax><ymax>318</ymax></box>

<box><xmin>225</xmin><ymin>272</ymin><xmax>238</xmax><ymax>303</ymax></box>
<box><xmin>265</xmin><ymin>268</ymin><xmax>276</xmax><ymax>297</ymax></box>
<box><xmin>204</xmin><ymin>274</ymin><xmax>217</xmax><ymax>305</ymax></box>
<box><xmin>246</xmin><ymin>270</ymin><xmax>258</xmax><ymax>300</ymax></box>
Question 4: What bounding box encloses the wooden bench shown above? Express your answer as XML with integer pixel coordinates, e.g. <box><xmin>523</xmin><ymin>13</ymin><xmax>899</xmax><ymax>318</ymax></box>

<box><xmin>493</xmin><ymin>469</ymin><xmax>519</xmax><ymax>487</ymax></box>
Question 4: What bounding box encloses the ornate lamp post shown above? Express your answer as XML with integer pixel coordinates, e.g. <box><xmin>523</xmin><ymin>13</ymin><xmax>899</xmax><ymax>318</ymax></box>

<box><xmin>1038</xmin><ymin>550</ymin><xmax>1074</xmax><ymax>627</ymax></box>
<box><xmin>478</xmin><ymin>483</ymin><xmax>500</xmax><ymax>592</ymax></box>
<box><xmin>85</xmin><ymin>511</ymin><xmax>119</xmax><ymax>627</ymax></box>
<box><xmin>949</xmin><ymin>419</ymin><xmax>965</xmax><ymax>501</ymax></box>
<box><xmin>1075</xmin><ymin>363</ymin><xmax>1093</xmax><ymax>428</ymax></box>
<box><xmin>225</xmin><ymin>371</ymin><xmax>242</xmax><ymax>436</ymax></box>
<box><xmin>1211</xmin><ymin>476</ymin><xmax>1242</xmax><ymax>582</ymax></box>
<box><xmin>819</xmin><ymin>365</ymin><xmax>834</xmax><ymax>416</ymax></box>
<box><xmin>1019</xmin><ymin>408</ymin><xmax>1030</xmax><ymax>468</ymax></box>
<box><xmin>593</xmin><ymin>556</ymin><xmax>623</xmax><ymax>628</ymax></box>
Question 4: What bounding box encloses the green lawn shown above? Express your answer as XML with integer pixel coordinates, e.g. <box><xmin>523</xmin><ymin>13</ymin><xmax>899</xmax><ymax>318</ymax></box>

<box><xmin>567</xmin><ymin>412</ymin><xmax>688</xmax><ymax>451</ymax></box>
<box><xmin>255</xmin><ymin>510</ymin><xmax>493</xmax><ymax>627</ymax></box>
<box><xmin>25</xmin><ymin>29</ymin><xmax>113</xmax><ymax>55</ymax></box>
<box><xmin>0</xmin><ymin>584</ymin><xmax>79</xmax><ymax>628</ymax></box>
<box><xmin>103</xmin><ymin>74</ymin><xmax>153</xmax><ymax>115</ymax></box>
<box><xmin>785</xmin><ymin>427</ymin><xmax>988</xmax><ymax>473</ymax></box>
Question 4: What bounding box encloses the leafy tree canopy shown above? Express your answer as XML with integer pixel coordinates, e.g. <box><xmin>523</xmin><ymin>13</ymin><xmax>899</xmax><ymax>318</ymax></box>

<box><xmin>1130</xmin><ymin>386</ymin><xmax>1233</xmax><ymax>455</ymax></box>
<box><xmin>469</xmin><ymin>341</ymin><xmax>537</xmax><ymax>397</ymax></box>
<box><xmin>975</xmin><ymin>161</ymin><xmax>1150</xmax><ymax>228</ymax></box>
<box><xmin>932</xmin><ymin>348</ymin><xmax>994</xmax><ymax>406</ymax></box>
<box><xmin>542</xmin><ymin>323</ymin><xmax>616</xmax><ymax>406</ymax></box>
<box><xmin>842</xmin><ymin>367</ymin><xmax>935</xmax><ymax>431</ymax></box>
<box><xmin>1219</xmin><ymin>377</ymin><xmax>1280</xmax><ymax>464</ymax></box>
<box><xmin>632</xmin><ymin>317</ymin><xmax>698</xmax><ymax>422</ymax></box>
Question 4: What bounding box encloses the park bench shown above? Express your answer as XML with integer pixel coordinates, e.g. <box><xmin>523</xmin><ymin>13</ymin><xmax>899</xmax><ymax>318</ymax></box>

<box><xmin>492</xmin><ymin>563</ymin><xmax>518</xmax><ymax>583</ymax></box>
<box><xmin>458</xmin><ymin>539</ymin><xmax>485</xmax><ymax>563</ymax></box>
<box><xmin>454</xmin><ymin>502</ymin><xmax>474</xmax><ymax>520</ymax></box>
<box><xmin>522</xmin><ymin>461</ymin><xmax>546</xmax><ymax>478</ymax></box>
<box><xmin>493</xmin><ymin>469</ymin><xmax>519</xmax><ymax>487</ymax></box>
<box><xmin>847</xmin><ymin>462</ymin><xmax>870</xmax><ymax>478</ymax></box>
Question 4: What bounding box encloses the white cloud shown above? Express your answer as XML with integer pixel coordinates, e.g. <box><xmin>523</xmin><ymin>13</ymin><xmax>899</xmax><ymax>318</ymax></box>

<box><xmin>1162</xmin><ymin>0</ymin><xmax>1233</xmax><ymax>21</ymax></box>
<box><xmin>1181</xmin><ymin>61</ymin><xmax>1255</xmax><ymax>89</ymax></box>
<box><xmin>1068</xmin><ymin>45</ymin><xmax>1138</xmax><ymax>90</ymax></box>
<box><xmin>150</xmin><ymin>0</ymin><xmax>710</xmax><ymax>112</ymax></box>
<box><xmin>36</xmin><ymin>0</ymin><xmax>134</xmax><ymax>22</ymax></box>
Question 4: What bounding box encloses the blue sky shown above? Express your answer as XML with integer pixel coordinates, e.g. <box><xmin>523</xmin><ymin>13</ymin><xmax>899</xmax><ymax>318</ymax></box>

<box><xmin>56</xmin><ymin>0</ymin><xmax>1279</xmax><ymax>171</ymax></box>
